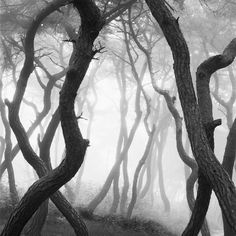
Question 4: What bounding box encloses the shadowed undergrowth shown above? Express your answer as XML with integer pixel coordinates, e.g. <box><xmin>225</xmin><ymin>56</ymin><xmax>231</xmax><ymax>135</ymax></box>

<box><xmin>0</xmin><ymin>200</ymin><xmax>177</xmax><ymax>236</ymax></box>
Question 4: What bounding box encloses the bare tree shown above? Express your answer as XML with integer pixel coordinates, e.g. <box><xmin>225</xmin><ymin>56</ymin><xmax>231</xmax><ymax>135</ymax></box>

<box><xmin>144</xmin><ymin>0</ymin><xmax>236</xmax><ymax>235</ymax></box>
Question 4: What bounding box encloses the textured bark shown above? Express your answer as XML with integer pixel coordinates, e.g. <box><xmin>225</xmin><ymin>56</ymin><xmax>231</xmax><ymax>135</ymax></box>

<box><xmin>24</xmin><ymin>200</ymin><xmax>49</xmax><ymax>236</ymax></box>
<box><xmin>24</xmin><ymin>108</ymin><xmax>60</xmax><ymax>236</ymax></box>
<box><xmin>204</xmin><ymin>43</ymin><xmax>236</xmax><ymax>236</ymax></box>
<box><xmin>153</xmin><ymin>79</ymin><xmax>210</xmax><ymax>236</ymax></box>
<box><xmin>183</xmin><ymin>37</ymin><xmax>236</xmax><ymax>236</ymax></box>
<box><xmin>75</xmin><ymin>64</ymin><xmax>99</xmax><ymax>198</ymax></box>
<box><xmin>0</xmin><ymin>0</ymin><xmax>105</xmax><ymax>235</ymax></box>
<box><xmin>145</xmin><ymin>0</ymin><xmax>236</xmax><ymax>234</ymax></box>
<box><xmin>222</xmin><ymin>118</ymin><xmax>236</xmax><ymax>236</ymax></box>
<box><xmin>1</xmin><ymin>1</ymin><xmax>88</xmax><ymax>234</ymax></box>
<box><xmin>183</xmin><ymin>139</ymin><xmax>191</xmax><ymax>180</ymax></box>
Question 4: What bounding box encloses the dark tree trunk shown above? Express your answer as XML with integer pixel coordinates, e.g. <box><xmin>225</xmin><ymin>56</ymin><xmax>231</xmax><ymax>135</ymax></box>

<box><xmin>182</xmin><ymin>34</ymin><xmax>236</xmax><ymax>236</ymax></box>
<box><xmin>152</xmin><ymin>73</ymin><xmax>210</xmax><ymax>236</ymax></box>
<box><xmin>222</xmin><ymin>118</ymin><xmax>236</xmax><ymax>236</ymax></box>
<box><xmin>75</xmin><ymin>63</ymin><xmax>99</xmax><ymax>197</ymax></box>
<box><xmin>145</xmin><ymin>0</ymin><xmax>236</xmax><ymax>234</ymax></box>
<box><xmin>24</xmin><ymin>200</ymin><xmax>49</xmax><ymax>236</ymax></box>
<box><xmin>0</xmin><ymin>0</ymin><xmax>105</xmax><ymax>235</ymax></box>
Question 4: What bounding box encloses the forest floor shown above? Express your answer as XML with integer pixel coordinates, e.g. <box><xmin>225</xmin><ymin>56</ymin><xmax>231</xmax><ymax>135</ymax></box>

<box><xmin>0</xmin><ymin>204</ymin><xmax>177</xmax><ymax>236</ymax></box>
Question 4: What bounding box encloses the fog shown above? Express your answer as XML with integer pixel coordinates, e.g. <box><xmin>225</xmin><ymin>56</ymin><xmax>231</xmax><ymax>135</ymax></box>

<box><xmin>0</xmin><ymin>0</ymin><xmax>236</xmax><ymax>235</ymax></box>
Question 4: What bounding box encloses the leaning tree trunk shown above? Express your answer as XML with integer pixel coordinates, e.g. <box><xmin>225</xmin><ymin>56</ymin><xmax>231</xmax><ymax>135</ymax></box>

<box><xmin>0</xmin><ymin>68</ymin><xmax>19</xmax><ymax>206</ymax></box>
<box><xmin>111</xmin><ymin>52</ymin><xmax>129</xmax><ymax>215</ymax></box>
<box><xmin>126</xmin><ymin>126</ymin><xmax>155</xmax><ymax>219</ymax></box>
<box><xmin>24</xmin><ymin>108</ymin><xmax>60</xmax><ymax>236</ymax></box>
<box><xmin>156</xmin><ymin>129</ymin><xmax>171</xmax><ymax>213</ymax></box>
<box><xmin>145</xmin><ymin>0</ymin><xmax>236</xmax><ymax>234</ymax></box>
<box><xmin>1</xmin><ymin>1</ymin><xmax>89</xmax><ymax>235</ymax></box>
<box><xmin>182</xmin><ymin>36</ymin><xmax>236</xmax><ymax>236</ymax></box>
<box><xmin>24</xmin><ymin>200</ymin><xmax>49</xmax><ymax>236</ymax></box>
<box><xmin>87</xmin><ymin>86</ymin><xmax>142</xmax><ymax>212</ymax></box>
<box><xmin>222</xmin><ymin>118</ymin><xmax>236</xmax><ymax>236</ymax></box>
<box><xmin>154</xmin><ymin>89</ymin><xmax>210</xmax><ymax>236</ymax></box>
<box><xmin>87</xmin><ymin>36</ymin><xmax>144</xmax><ymax>212</ymax></box>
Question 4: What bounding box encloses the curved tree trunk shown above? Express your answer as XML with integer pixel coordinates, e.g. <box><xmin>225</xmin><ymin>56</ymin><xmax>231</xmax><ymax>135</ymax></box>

<box><xmin>145</xmin><ymin>0</ymin><xmax>236</xmax><ymax>234</ymax></box>
<box><xmin>24</xmin><ymin>200</ymin><xmax>49</xmax><ymax>236</ymax></box>
<box><xmin>87</xmin><ymin>101</ymin><xmax>142</xmax><ymax>213</ymax></box>
<box><xmin>87</xmin><ymin>32</ymin><xmax>144</xmax><ymax>212</ymax></box>
<box><xmin>182</xmin><ymin>36</ymin><xmax>236</xmax><ymax>236</ymax></box>
<box><xmin>0</xmin><ymin>0</ymin><xmax>105</xmax><ymax>235</ymax></box>
<box><xmin>156</xmin><ymin>129</ymin><xmax>170</xmax><ymax>213</ymax></box>
<box><xmin>138</xmin><ymin>156</ymin><xmax>149</xmax><ymax>196</ymax></box>
<box><xmin>0</xmin><ymin>69</ymin><xmax>19</xmax><ymax>206</ymax></box>
<box><xmin>75</xmin><ymin>62</ymin><xmax>99</xmax><ymax>198</ymax></box>
<box><xmin>0</xmin><ymin>56</ymin><xmax>66</xmax><ymax>180</ymax></box>
<box><xmin>126</xmin><ymin>126</ymin><xmax>155</xmax><ymax>218</ymax></box>
<box><xmin>140</xmin><ymin>139</ymin><xmax>157</xmax><ymax>199</ymax></box>
<box><xmin>222</xmin><ymin>118</ymin><xmax>236</xmax><ymax>236</ymax></box>
<box><xmin>151</xmin><ymin>74</ymin><xmax>210</xmax><ymax>236</ymax></box>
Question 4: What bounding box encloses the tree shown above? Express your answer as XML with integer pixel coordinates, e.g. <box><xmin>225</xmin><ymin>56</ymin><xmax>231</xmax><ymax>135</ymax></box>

<box><xmin>1</xmin><ymin>0</ymin><xmax>139</xmax><ymax>235</ymax></box>
<box><xmin>1</xmin><ymin>0</ymin><xmax>236</xmax><ymax>235</ymax></box>
<box><xmin>144</xmin><ymin>0</ymin><xmax>236</xmax><ymax>235</ymax></box>
<box><xmin>0</xmin><ymin>0</ymin><xmax>103</xmax><ymax>235</ymax></box>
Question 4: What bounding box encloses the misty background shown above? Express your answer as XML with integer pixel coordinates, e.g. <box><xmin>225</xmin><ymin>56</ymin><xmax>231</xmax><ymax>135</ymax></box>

<box><xmin>0</xmin><ymin>0</ymin><xmax>236</xmax><ymax>235</ymax></box>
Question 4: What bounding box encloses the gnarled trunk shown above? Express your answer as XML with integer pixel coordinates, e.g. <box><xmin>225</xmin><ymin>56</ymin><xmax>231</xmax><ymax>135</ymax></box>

<box><xmin>145</xmin><ymin>0</ymin><xmax>236</xmax><ymax>234</ymax></box>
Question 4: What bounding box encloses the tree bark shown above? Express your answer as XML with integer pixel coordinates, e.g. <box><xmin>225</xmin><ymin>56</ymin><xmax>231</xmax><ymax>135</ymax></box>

<box><xmin>144</xmin><ymin>0</ymin><xmax>236</xmax><ymax>234</ymax></box>
<box><xmin>24</xmin><ymin>200</ymin><xmax>49</xmax><ymax>236</ymax></box>
<box><xmin>0</xmin><ymin>0</ymin><xmax>105</xmax><ymax>235</ymax></box>
<box><xmin>185</xmin><ymin>37</ymin><xmax>236</xmax><ymax>236</ymax></box>
<box><xmin>151</xmin><ymin>70</ymin><xmax>210</xmax><ymax>236</ymax></box>
<box><xmin>222</xmin><ymin>118</ymin><xmax>236</xmax><ymax>236</ymax></box>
